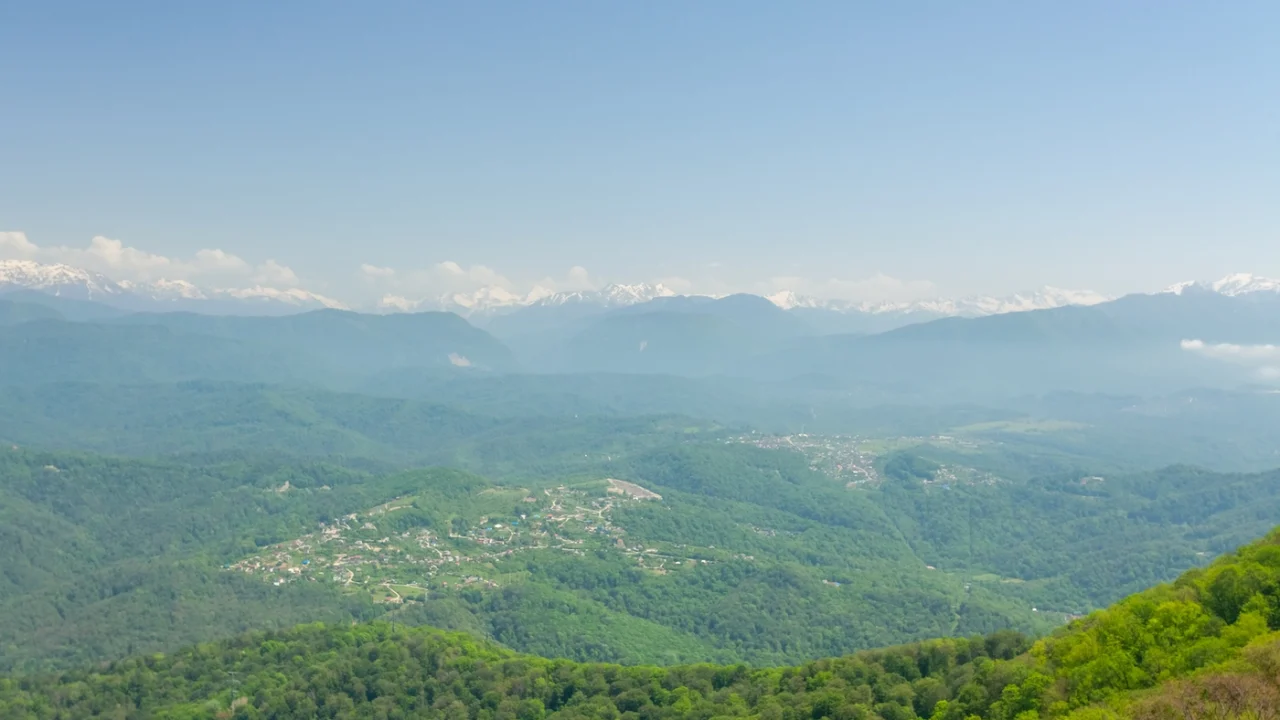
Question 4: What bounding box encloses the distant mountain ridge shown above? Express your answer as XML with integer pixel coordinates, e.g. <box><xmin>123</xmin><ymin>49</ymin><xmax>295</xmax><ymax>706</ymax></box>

<box><xmin>0</xmin><ymin>259</ymin><xmax>345</xmax><ymax>314</ymax></box>
<box><xmin>425</xmin><ymin>281</ymin><xmax>1110</xmax><ymax>321</ymax></box>
<box><xmin>1163</xmin><ymin>272</ymin><xmax>1280</xmax><ymax>297</ymax></box>
<box><xmin>766</xmin><ymin>286</ymin><xmax>1112</xmax><ymax>316</ymax></box>
<box><xmin>395</xmin><ymin>282</ymin><xmax>679</xmax><ymax>316</ymax></box>
<box><xmin>530</xmin><ymin>282</ymin><xmax>679</xmax><ymax>307</ymax></box>
<box><xmin>411</xmin><ymin>273</ymin><xmax>1280</xmax><ymax>326</ymax></box>
<box><xmin>6</xmin><ymin>257</ymin><xmax>1280</xmax><ymax>328</ymax></box>
<box><xmin>0</xmin><ymin>260</ymin><xmax>124</xmax><ymax>300</ymax></box>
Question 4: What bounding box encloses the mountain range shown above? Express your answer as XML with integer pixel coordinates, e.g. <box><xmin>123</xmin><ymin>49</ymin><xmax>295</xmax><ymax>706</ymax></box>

<box><xmin>7</xmin><ymin>257</ymin><xmax>1280</xmax><ymax>400</ymax></box>
<box><xmin>8</xmin><ymin>257</ymin><xmax>1280</xmax><ymax>326</ymax></box>
<box><xmin>0</xmin><ymin>260</ymin><xmax>346</xmax><ymax>315</ymax></box>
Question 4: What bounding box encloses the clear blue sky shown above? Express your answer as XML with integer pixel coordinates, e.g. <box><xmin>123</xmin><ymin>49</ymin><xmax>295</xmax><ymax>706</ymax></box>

<box><xmin>2</xmin><ymin>1</ymin><xmax>1278</xmax><ymax>304</ymax></box>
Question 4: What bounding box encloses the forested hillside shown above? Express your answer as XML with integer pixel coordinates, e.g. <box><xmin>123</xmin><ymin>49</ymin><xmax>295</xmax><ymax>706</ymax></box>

<box><xmin>8</xmin><ymin>528</ymin><xmax>1280</xmax><ymax>718</ymax></box>
<box><xmin>7</xmin><ymin>379</ymin><xmax>1280</xmax><ymax>475</ymax></box>
<box><xmin>9</xmin><ymin>432</ymin><xmax>1280</xmax><ymax>676</ymax></box>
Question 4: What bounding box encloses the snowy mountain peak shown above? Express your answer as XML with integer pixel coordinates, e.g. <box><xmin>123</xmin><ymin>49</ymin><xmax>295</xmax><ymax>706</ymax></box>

<box><xmin>395</xmin><ymin>282</ymin><xmax>682</xmax><ymax>317</ymax></box>
<box><xmin>214</xmin><ymin>286</ymin><xmax>347</xmax><ymax>309</ymax></box>
<box><xmin>1</xmin><ymin>259</ymin><xmax>344</xmax><ymax>313</ymax></box>
<box><xmin>532</xmin><ymin>283</ymin><xmax>679</xmax><ymax>308</ymax></box>
<box><xmin>765</xmin><ymin>290</ymin><xmax>822</xmax><ymax>310</ymax></box>
<box><xmin>1163</xmin><ymin>280</ymin><xmax>1198</xmax><ymax>296</ymax></box>
<box><xmin>1163</xmin><ymin>273</ymin><xmax>1280</xmax><ymax>297</ymax></box>
<box><xmin>1212</xmin><ymin>273</ymin><xmax>1280</xmax><ymax>296</ymax></box>
<box><xmin>0</xmin><ymin>260</ymin><xmax>125</xmax><ymax>298</ymax></box>
<box><xmin>765</xmin><ymin>286</ymin><xmax>1110</xmax><ymax>317</ymax></box>
<box><xmin>119</xmin><ymin>278</ymin><xmax>208</xmax><ymax>300</ymax></box>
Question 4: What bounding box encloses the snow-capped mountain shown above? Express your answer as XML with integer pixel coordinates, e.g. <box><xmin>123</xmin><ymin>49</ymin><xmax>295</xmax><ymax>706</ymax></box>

<box><xmin>387</xmin><ymin>282</ymin><xmax>680</xmax><ymax>317</ymax></box>
<box><xmin>0</xmin><ymin>260</ymin><xmax>127</xmax><ymax>299</ymax></box>
<box><xmin>767</xmin><ymin>286</ymin><xmax>1110</xmax><ymax>318</ymax></box>
<box><xmin>213</xmin><ymin>286</ymin><xmax>345</xmax><ymax>309</ymax></box>
<box><xmin>119</xmin><ymin>278</ymin><xmax>207</xmax><ymax>300</ymax></box>
<box><xmin>529</xmin><ymin>283</ymin><xmax>678</xmax><ymax>308</ymax></box>
<box><xmin>0</xmin><ymin>260</ymin><xmax>345</xmax><ymax>313</ymax></box>
<box><xmin>379</xmin><ymin>286</ymin><xmax>530</xmax><ymax>315</ymax></box>
<box><xmin>1164</xmin><ymin>273</ymin><xmax>1280</xmax><ymax>297</ymax></box>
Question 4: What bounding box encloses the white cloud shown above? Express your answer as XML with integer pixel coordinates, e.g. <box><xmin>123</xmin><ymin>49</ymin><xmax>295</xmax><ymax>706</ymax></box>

<box><xmin>360</xmin><ymin>264</ymin><xmax>396</xmax><ymax>278</ymax></box>
<box><xmin>0</xmin><ymin>231</ymin><xmax>39</xmax><ymax>257</ymax></box>
<box><xmin>1182</xmin><ymin>339</ymin><xmax>1280</xmax><ymax>380</ymax></box>
<box><xmin>437</xmin><ymin>261</ymin><xmax>507</xmax><ymax>287</ymax></box>
<box><xmin>436</xmin><ymin>260</ymin><xmax>465</xmax><ymax>276</ymax></box>
<box><xmin>566</xmin><ymin>265</ymin><xmax>593</xmax><ymax>290</ymax></box>
<box><xmin>253</xmin><ymin>259</ymin><xmax>300</xmax><ymax>288</ymax></box>
<box><xmin>0</xmin><ymin>231</ymin><xmax>305</xmax><ymax>290</ymax></box>
<box><xmin>194</xmin><ymin>248</ymin><xmax>250</xmax><ymax>272</ymax></box>
<box><xmin>1180</xmin><ymin>339</ymin><xmax>1280</xmax><ymax>360</ymax></box>
<box><xmin>81</xmin><ymin>236</ymin><xmax>179</xmax><ymax>277</ymax></box>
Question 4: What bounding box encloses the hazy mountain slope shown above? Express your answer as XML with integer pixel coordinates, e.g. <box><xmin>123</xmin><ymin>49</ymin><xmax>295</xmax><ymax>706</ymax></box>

<box><xmin>557</xmin><ymin>294</ymin><xmax>812</xmax><ymax>374</ymax></box>
<box><xmin>0</xmin><ymin>321</ymin><xmax>303</xmax><ymax>386</ymax></box>
<box><xmin>0</xmin><ymin>298</ymin><xmax>62</xmax><ymax>325</ymax></box>
<box><xmin>609</xmin><ymin>293</ymin><xmax>810</xmax><ymax>331</ymax></box>
<box><xmin>563</xmin><ymin>311</ymin><xmax>761</xmax><ymax>374</ymax></box>
<box><xmin>857</xmin><ymin>289</ymin><xmax>1280</xmax><ymax>352</ymax></box>
<box><xmin>0</xmin><ymin>383</ymin><xmax>710</xmax><ymax>476</ymax></box>
<box><xmin>110</xmin><ymin>308</ymin><xmax>517</xmax><ymax>373</ymax></box>
<box><xmin>0</xmin><ymin>310</ymin><xmax>517</xmax><ymax>387</ymax></box>
<box><xmin>492</xmin><ymin>292</ymin><xmax>813</xmax><ymax>371</ymax></box>
<box><xmin>761</xmin><ymin>290</ymin><xmax>1280</xmax><ymax>398</ymax></box>
<box><xmin>0</xmin><ymin>289</ymin><xmax>130</xmax><ymax>321</ymax></box>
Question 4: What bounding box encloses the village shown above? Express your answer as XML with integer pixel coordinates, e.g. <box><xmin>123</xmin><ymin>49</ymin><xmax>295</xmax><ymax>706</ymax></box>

<box><xmin>733</xmin><ymin>432</ymin><xmax>999</xmax><ymax>487</ymax></box>
<box><xmin>228</xmin><ymin>478</ymin><xmax>722</xmax><ymax>603</ymax></box>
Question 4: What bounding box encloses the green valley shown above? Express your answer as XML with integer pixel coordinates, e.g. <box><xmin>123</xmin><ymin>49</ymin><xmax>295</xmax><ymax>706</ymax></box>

<box><xmin>10</xmin><ymin>414</ymin><xmax>1280</xmax><ymax>675</ymax></box>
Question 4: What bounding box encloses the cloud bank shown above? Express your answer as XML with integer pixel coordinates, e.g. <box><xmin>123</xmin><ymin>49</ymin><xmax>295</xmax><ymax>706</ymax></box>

<box><xmin>1181</xmin><ymin>339</ymin><xmax>1280</xmax><ymax>380</ymax></box>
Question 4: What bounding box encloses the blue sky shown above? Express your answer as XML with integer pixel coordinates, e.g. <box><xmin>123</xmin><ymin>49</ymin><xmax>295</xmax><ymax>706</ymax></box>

<box><xmin>2</xmin><ymin>1</ymin><xmax>1278</xmax><ymax>306</ymax></box>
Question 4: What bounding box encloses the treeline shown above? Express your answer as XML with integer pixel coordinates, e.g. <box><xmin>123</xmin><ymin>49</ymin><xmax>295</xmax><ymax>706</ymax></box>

<box><xmin>0</xmin><ymin>623</ymin><xmax>1031</xmax><ymax>720</ymax></box>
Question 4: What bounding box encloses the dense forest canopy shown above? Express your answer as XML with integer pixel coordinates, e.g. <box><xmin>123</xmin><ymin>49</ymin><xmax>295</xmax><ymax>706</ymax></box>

<box><xmin>7</xmin><ymin>431</ymin><xmax>1280</xmax><ymax>678</ymax></box>
<box><xmin>7</xmin><ymin>528</ymin><xmax>1280</xmax><ymax>718</ymax></box>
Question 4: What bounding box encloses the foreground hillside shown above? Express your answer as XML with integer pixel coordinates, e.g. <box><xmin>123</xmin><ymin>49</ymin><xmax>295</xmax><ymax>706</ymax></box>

<box><xmin>8</xmin><ymin>528</ymin><xmax>1280</xmax><ymax>718</ymax></box>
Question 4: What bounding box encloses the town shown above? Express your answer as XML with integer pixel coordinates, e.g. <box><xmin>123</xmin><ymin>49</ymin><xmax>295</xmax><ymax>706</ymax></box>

<box><xmin>228</xmin><ymin>479</ymin><xmax>727</xmax><ymax>603</ymax></box>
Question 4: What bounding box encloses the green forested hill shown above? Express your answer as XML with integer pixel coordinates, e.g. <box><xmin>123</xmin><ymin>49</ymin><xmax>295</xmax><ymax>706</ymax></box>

<box><xmin>0</xmin><ymin>623</ymin><xmax>1032</xmax><ymax>720</ymax></box>
<box><xmin>11</xmin><ymin>435</ymin><xmax>1280</xmax><ymax>676</ymax></box>
<box><xmin>9</xmin><ymin>377</ymin><xmax>1280</xmax><ymax>477</ymax></box>
<box><xmin>0</xmin><ymin>449</ymin><xmax>416</xmax><ymax>670</ymax></box>
<box><xmin>0</xmin><ymin>382</ymin><xmax>714</xmax><ymax>477</ymax></box>
<box><xmin>8</xmin><ymin>528</ymin><xmax>1280</xmax><ymax>718</ymax></box>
